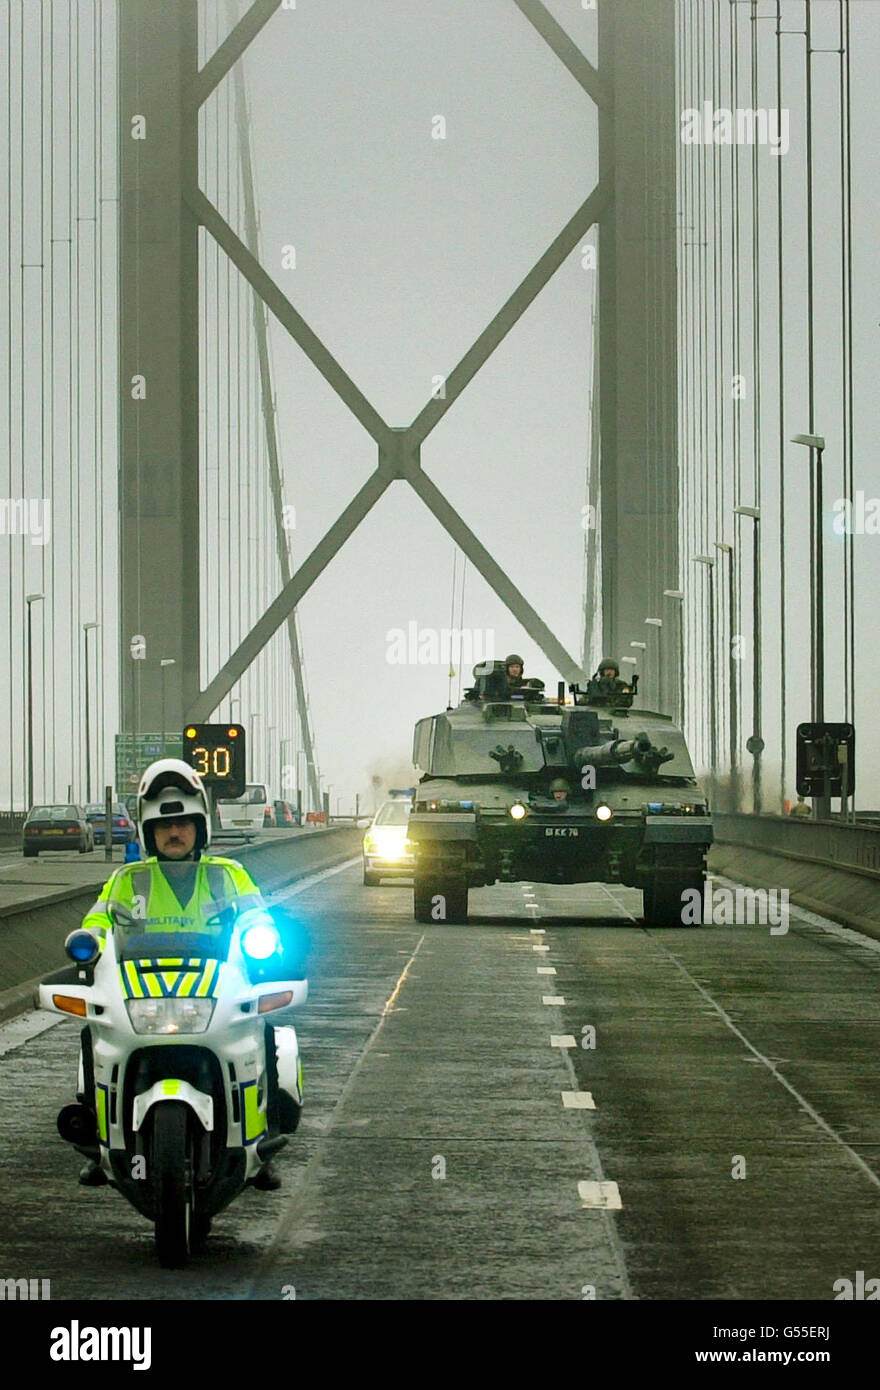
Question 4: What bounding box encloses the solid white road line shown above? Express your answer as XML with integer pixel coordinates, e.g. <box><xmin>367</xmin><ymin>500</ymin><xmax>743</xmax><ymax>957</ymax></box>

<box><xmin>272</xmin><ymin>856</ymin><xmax>361</xmax><ymax>901</ymax></box>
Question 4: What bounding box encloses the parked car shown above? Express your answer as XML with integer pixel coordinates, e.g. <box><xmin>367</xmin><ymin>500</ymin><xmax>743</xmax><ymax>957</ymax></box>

<box><xmin>85</xmin><ymin>801</ymin><xmax>137</xmax><ymax>845</ymax></box>
<box><xmin>23</xmin><ymin>803</ymin><xmax>94</xmax><ymax>856</ymax></box>
<box><xmin>216</xmin><ymin>783</ymin><xmax>273</xmax><ymax>836</ymax></box>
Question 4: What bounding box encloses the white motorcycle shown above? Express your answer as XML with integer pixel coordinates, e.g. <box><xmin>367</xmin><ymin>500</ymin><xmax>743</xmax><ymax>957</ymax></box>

<box><xmin>38</xmin><ymin>900</ymin><xmax>306</xmax><ymax>1267</ymax></box>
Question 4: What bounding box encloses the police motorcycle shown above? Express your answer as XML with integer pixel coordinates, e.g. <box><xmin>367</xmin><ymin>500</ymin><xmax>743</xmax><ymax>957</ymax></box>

<box><xmin>38</xmin><ymin>761</ymin><xmax>306</xmax><ymax>1268</ymax></box>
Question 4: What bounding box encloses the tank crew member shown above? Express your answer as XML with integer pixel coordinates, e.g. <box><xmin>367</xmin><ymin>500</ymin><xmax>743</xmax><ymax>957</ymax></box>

<box><xmin>549</xmin><ymin>778</ymin><xmax>570</xmax><ymax>803</ymax></box>
<box><xmin>789</xmin><ymin>796</ymin><xmax>812</xmax><ymax>818</ymax></box>
<box><xmin>591</xmin><ymin>658</ymin><xmax>631</xmax><ymax>696</ymax></box>
<box><xmin>505</xmin><ymin>654</ymin><xmax>526</xmax><ymax>690</ymax></box>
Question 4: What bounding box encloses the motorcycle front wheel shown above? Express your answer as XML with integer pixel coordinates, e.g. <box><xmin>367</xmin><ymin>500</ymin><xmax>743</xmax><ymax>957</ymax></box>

<box><xmin>150</xmin><ymin>1102</ymin><xmax>193</xmax><ymax>1269</ymax></box>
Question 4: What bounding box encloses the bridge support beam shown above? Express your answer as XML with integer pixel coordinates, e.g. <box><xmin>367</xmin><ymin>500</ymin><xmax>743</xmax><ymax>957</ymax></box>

<box><xmin>118</xmin><ymin>0</ymin><xmax>200</xmax><ymax>740</ymax></box>
<box><xmin>597</xmin><ymin>0</ymin><xmax>679</xmax><ymax>709</ymax></box>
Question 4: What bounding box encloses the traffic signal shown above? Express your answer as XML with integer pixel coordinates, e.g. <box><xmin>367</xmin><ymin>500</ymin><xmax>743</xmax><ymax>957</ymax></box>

<box><xmin>182</xmin><ymin>724</ymin><xmax>246</xmax><ymax>798</ymax></box>
<box><xmin>796</xmin><ymin>723</ymin><xmax>855</xmax><ymax>798</ymax></box>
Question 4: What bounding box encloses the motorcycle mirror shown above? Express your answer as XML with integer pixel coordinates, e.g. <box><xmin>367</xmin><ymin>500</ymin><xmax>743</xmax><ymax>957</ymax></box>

<box><xmin>206</xmin><ymin>904</ymin><xmax>237</xmax><ymax>930</ymax></box>
<box><xmin>110</xmin><ymin>903</ymin><xmax>134</xmax><ymax>929</ymax></box>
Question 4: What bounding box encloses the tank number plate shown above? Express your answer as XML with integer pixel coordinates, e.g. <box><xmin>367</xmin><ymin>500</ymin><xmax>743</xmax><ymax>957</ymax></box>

<box><xmin>544</xmin><ymin>827</ymin><xmax>580</xmax><ymax>837</ymax></box>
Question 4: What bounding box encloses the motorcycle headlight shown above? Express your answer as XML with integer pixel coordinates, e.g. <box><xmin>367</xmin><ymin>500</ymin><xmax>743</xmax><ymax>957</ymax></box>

<box><xmin>126</xmin><ymin>997</ymin><xmax>215</xmax><ymax>1035</ymax></box>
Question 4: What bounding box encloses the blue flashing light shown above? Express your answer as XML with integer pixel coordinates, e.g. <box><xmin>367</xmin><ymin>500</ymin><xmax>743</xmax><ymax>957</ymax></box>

<box><xmin>459</xmin><ymin>800</ymin><xmax>474</xmax><ymax>809</ymax></box>
<box><xmin>65</xmin><ymin>930</ymin><xmax>100</xmax><ymax>963</ymax></box>
<box><xmin>648</xmin><ymin>802</ymin><xmax>663</xmax><ymax>811</ymax></box>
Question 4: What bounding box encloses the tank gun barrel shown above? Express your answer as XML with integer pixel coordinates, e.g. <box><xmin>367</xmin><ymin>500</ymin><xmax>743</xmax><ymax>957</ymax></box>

<box><xmin>575</xmin><ymin>733</ymin><xmax>674</xmax><ymax>771</ymax></box>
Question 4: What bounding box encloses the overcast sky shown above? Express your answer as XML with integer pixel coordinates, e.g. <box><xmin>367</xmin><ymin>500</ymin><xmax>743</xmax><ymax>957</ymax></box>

<box><xmin>1</xmin><ymin>0</ymin><xmax>878</xmax><ymax>815</ymax></box>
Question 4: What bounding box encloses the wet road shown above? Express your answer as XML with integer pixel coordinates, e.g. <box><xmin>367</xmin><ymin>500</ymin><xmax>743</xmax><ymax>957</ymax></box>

<box><xmin>1</xmin><ymin>861</ymin><xmax>879</xmax><ymax>1300</ymax></box>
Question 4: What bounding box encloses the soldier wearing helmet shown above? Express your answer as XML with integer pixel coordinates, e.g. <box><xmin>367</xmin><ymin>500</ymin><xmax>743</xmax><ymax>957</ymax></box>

<box><xmin>549</xmin><ymin>777</ymin><xmax>571</xmax><ymax>803</ymax></box>
<box><xmin>505</xmin><ymin>653</ymin><xmax>526</xmax><ymax>690</ymax></box>
<box><xmin>589</xmin><ymin>658</ymin><xmax>631</xmax><ymax>699</ymax></box>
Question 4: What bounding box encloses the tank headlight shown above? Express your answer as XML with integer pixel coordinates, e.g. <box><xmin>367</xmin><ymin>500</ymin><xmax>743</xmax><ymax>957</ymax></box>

<box><xmin>241</xmin><ymin>923</ymin><xmax>281</xmax><ymax>960</ymax></box>
<box><xmin>595</xmin><ymin>804</ymin><xmax>613</xmax><ymax>821</ymax></box>
<box><xmin>509</xmin><ymin>803</ymin><xmax>527</xmax><ymax>820</ymax></box>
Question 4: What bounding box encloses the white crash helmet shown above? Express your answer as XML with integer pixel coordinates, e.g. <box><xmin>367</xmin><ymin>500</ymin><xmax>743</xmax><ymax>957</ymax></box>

<box><xmin>136</xmin><ymin>758</ymin><xmax>211</xmax><ymax>858</ymax></box>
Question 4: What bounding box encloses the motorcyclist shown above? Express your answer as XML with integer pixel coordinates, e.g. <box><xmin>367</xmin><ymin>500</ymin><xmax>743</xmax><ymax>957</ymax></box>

<box><xmin>74</xmin><ymin>758</ymin><xmax>305</xmax><ymax>1191</ymax></box>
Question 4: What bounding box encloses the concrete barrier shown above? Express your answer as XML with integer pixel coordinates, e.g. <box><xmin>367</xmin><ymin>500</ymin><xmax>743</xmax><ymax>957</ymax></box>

<box><xmin>0</xmin><ymin>826</ymin><xmax>362</xmax><ymax>1023</ymax></box>
<box><xmin>710</xmin><ymin>813</ymin><xmax>880</xmax><ymax>941</ymax></box>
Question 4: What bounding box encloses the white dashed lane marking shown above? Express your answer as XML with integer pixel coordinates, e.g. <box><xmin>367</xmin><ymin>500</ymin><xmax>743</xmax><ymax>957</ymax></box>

<box><xmin>579</xmin><ymin>1180</ymin><xmax>622</xmax><ymax>1210</ymax></box>
<box><xmin>551</xmin><ymin>1034</ymin><xmax>577</xmax><ymax>1048</ymax></box>
<box><xmin>542</xmin><ymin>995</ymin><xmax>565</xmax><ymax>1006</ymax></box>
<box><xmin>563</xmin><ymin>1091</ymin><xmax>596</xmax><ymax>1109</ymax></box>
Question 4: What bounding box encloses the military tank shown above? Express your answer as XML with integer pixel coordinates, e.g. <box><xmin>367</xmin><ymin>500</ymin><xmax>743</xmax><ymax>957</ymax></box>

<box><xmin>407</xmin><ymin>660</ymin><xmax>712</xmax><ymax>926</ymax></box>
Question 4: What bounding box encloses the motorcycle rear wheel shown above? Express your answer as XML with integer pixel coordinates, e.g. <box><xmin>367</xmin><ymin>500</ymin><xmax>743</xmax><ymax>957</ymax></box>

<box><xmin>150</xmin><ymin>1102</ymin><xmax>193</xmax><ymax>1269</ymax></box>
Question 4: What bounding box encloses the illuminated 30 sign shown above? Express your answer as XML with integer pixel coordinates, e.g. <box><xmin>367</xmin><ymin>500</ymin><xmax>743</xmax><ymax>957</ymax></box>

<box><xmin>182</xmin><ymin>724</ymin><xmax>246</xmax><ymax>798</ymax></box>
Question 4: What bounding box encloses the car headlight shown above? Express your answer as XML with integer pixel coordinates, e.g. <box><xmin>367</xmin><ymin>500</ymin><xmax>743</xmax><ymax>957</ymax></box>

<box><xmin>367</xmin><ymin>829</ymin><xmax>408</xmax><ymax>858</ymax></box>
<box><xmin>126</xmin><ymin>997</ymin><xmax>215</xmax><ymax>1035</ymax></box>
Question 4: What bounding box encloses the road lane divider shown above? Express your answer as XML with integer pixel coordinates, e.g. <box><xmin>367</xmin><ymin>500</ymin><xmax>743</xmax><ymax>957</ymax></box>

<box><xmin>562</xmin><ymin>1091</ymin><xmax>596</xmax><ymax>1109</ymax></box>
<box><xmin>578</xmin><ymin>1180</ymin><xmax>622</xmax><ymax>1210</ymax></box>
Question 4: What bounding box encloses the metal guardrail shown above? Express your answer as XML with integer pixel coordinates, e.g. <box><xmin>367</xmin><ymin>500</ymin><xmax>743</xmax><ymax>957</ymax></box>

<box><xmin>713</xmin><ymin>813</ymin><xmax>880</xmax><ymax>881</ymax></box>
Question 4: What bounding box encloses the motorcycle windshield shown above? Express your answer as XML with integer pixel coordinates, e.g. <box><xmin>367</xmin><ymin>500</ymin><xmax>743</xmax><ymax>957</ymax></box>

<box><xmin>111</xmin><ymin>907</ymin><xmax>235</xmax><ymax>964</ymax></box>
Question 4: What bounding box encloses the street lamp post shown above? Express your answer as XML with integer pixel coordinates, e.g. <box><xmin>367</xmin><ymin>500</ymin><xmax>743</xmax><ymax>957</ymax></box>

<box><xmin>268</xmin><ymin>726</ymin><xmax>276</xmax><ymax>797</ymax></box>
<box><xmin>791</xmin><ymin>433</ymin><xmax>830</xmax><ymax>818</ymax></box>
<box><xmin>248</xmin><ymin>713</ymin><xmax>261</xmax><ymax>780</ymax></box>
<box><xmin>693</xmin><ymin>557</ymin><xmax>718</xmax><ymax>779</ymax></box>
<box><xmin>83</xmin><ymin>623</ymin><xmax>99</xmax><ymax>802</ymax></box>
<box><xmin>663</xmin><ymin>590</ymin><xmax>685</xmax><ymax>727</ymax></box>
<box><xmin>645</xmin><ymin>618</ymin><xmax>663</xmax><ymax>710</ymax></box>
<box><xmin>715</xmin><ymin>541</ymin><xmax>739</xmax><ymax>807</ymax></box>
<box><xmin>25</xmin><ymin>594</ymin><xmax>45</xmax><ymax>809</ymax></box>
<box><xmin>734</xmin><ymin>505</ymin><xmax>763</xmax><ymax>814</ymax></box>
<box><xmin>160</xmin><ymin>659</ymin><xmax>176</xmax><ymax>754</ymax></box>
